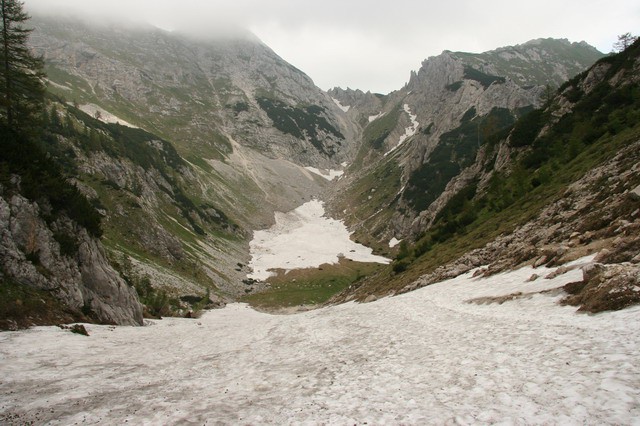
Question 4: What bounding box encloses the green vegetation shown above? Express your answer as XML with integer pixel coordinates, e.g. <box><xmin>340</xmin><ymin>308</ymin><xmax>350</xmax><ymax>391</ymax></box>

<box><xmin>111</xmin><ymin>253</ymin><xmax>217</xmax><ymax>319</ymax></box>
<box><xmin>463</xmin><ymin>66</ymin><xmax>505</xmax><ymax>88</ymax></box>
<box><xmin>40</xmin><ymin>98</ymin><xmax>239</xmax><ymax>237</ymax></box>
<box><xmin>337</xmin><ymin>158</ymin><xmax>402</xmax><ymax>252</ymax></box>
<box><xmin>385</xmin><ymin>41</ymin><xmax>640</xmax><ymax>289</ymax></box>
<box><xmin>0</xmin><ymin>123</ymin><xmax>103</xmax><ymax>237</ymax></box>
<box><xmin>256</xmin><ymin>96</ymin><xmax>344</xmax><ymax>155</ymax></box>
<box><xmin>0</xmin><ymin>0</ymin><xmax>46</xmax><ymax>134</ymax></box>
<box><xmin>362</xmin><ymin>104</ymin><xmax>401</xmax><ymax>149</ymax></box>
<box><xmin>242</xmin><ymin>261</ymin><xmax>384</xmax><ymax>309</ymax></box>
<box><xmin>446</xmin><ymin>81</ymin><xmax>463</xmax><ymax>92</ymax></box>
<box><xmin>403</xmin><ymin>107</ymin><xmax>515</xmax><ymax>212</ymax></box>
<box><xmin>0</xmin><ymin>277</ymin><xmax>79</xmax><ymax>330</ymax></box>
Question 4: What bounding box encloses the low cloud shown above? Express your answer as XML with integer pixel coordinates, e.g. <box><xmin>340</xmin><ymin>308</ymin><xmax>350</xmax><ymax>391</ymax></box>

<box><xmin>24</xmin><ymin>0</ymin><xmax>640</xmax><ymax>93</ymax></box>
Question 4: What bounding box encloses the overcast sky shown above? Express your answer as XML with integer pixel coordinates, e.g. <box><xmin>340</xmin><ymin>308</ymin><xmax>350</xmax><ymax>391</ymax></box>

<box><xmin>24</xmin><ymin>0</ymin><xmax>640</xmax><ymax>94</ymax></box>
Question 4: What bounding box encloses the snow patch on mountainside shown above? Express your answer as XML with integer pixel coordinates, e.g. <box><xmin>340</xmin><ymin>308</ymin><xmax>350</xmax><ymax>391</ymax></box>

<box><xmin>304</xmin><ymin>166</ymin><xmax>344</xmax><ymax>181</ymax></box>
<box><xmin>368</xmin><ymin>112</ymin><xmax>384</xmax><ymax>122</ymax></box>
<box><xmin>385</xmin><ymin>104</ymin><xmax>419</xmax><ymax>156</ymax></box>
<box><xmin>389</xmin><ymin>237</ymin><xmax>402</xmax><ymax>248</ymax></box>
<box><xmin>1</xmin><ymin>257</ymin><xmax>639</xmax><ymax>424</ymax></box>
<box><xmin>78</xmin><ymin>104</ymin><xmax>139</xmax><ymax>128</ymax></box>
<box><xmin>331</xmin><ymin>97</ymin><xmax>351</xmax><ymax>112</ymax></box>
<box><xmin>248</xmin><ymin>200</ymin><xmax>389</xmax><ymax>280</ymax></box>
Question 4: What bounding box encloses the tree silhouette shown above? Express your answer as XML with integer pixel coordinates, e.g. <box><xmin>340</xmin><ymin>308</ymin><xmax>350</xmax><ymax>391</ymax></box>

<box><xmin>0</xmin><ymin>0</ymin><xmax>44</xmax><ymax>132</ymax></box>
<box><xmin>613</xmin><ymin>33</ymin><xmax>638</xmax><ymax>53</ymax></box>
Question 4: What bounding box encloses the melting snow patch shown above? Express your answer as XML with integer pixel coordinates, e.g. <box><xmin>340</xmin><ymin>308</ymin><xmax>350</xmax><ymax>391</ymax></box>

<box><xmin>78</xmin><ymin>104</ymin><xmax>139</xmax><ymax>128</ymax></box>
<box><xmin>47</xmin><ymin>79</ymin><xmax>71</xmax><ymax>91</ymax></box>
<box><xmin>331</xmin><ymin>97</ymin><xmax>351</xmax><ymax>113</ymax></box>
<box><xmin>248</xmin><ymin>199</ymin><xmax>389</xmax><ymax>280</ymax></box>
<box><xmin>368</xmin><ymin>112</ymin><xmax>384</xmax><ymax>122</ymax></box>
<box><xmin>385</xmin><ymin>104</ymin><xmax>419</xmax><ymax>157</ymax></box>
<box><xmin>389</xmin><ymin>237</ymin><xmax>402</xmax><ymax>248</ymax></box>
<box><xmin>304</xmin><ymin>167</ymin><xmax>344</xmax><ymax>181</ymax></box>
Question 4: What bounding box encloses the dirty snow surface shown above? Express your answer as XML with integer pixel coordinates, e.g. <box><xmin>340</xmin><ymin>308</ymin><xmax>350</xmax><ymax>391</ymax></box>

<box><xmin>2</xmin><ymin>258</ymin><xmax>640</xmax><ymax>425</ymax></box>
<box><xmin>248</xmin><ymin>199</ymin><xmax>389</xmax><ymax>280</ymax></box>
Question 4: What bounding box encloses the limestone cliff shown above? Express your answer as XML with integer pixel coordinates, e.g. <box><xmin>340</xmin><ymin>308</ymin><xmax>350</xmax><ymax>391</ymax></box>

<box><xmin>0</xmin><ymin>192</ymin><xmax>143</xmax><ymax>327</ymax></box>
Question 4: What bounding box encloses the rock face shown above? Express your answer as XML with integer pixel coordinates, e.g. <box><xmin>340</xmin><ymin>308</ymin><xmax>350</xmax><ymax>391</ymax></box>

<box><xmin>0</xmin><ymin>193</ymin><xmax>143</xmax><ymax>326</ymax></box>
<box><xmin>30</xmin><ymin>15</ymin><xmax>357</xmax><ymax>168</ymax></box>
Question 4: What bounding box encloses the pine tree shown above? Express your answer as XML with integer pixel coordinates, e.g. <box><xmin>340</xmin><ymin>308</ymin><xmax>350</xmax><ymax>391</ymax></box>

<box><xmin>613</xmin><ymin>33</ymin><xmax>638</xmax><ymax>53</ymax></box>
<box><xmin>0</xmin><ymin>0</ymin><xmax>45</xmax><ymax>132</ymax></box>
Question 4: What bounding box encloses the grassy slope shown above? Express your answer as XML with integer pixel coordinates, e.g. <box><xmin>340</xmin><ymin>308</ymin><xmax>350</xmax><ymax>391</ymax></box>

<box><xmin>241</xmin><ymin>260</ymin><xmax>385</xmax><ymax>309</ymax></box>
<box><xmin>453</xmin><ymin>38</ymin><xmax>605</xmax><ymax>87</ymax></box>
<box><xmin>40</xmin><ymin>97</ymin><xmax>241</xmax><ymax>299</ymax></box>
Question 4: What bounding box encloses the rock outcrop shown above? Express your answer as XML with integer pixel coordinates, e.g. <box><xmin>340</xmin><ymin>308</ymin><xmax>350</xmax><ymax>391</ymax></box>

<box><xmin>0</xmin><ymin>192</ymin><xmax>143</xmax><ymax>326</ymax></box>
<box><xmin>562</xmin><ymin>263</ymin><xmax>640</xmax><ymax>313</ymax></box>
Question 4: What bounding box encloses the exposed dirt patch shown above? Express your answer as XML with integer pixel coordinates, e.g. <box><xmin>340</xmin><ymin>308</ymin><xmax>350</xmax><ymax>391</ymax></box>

<box><xmin>467</xmin><ymin>288</ymin><xmax>564</xmax><ymax>306</ymax></box>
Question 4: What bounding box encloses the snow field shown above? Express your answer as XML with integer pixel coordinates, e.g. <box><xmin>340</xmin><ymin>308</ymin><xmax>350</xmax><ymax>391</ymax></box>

<box><xmin>247</xmin><ymin>200</ymin><xmax>390</xmax><ymax>281</ymax></box>
<box><xmin>368</xmin><ymin>111</ymin><xmax>384</xmax><ymax>122</ymax></box>
<box><xmin>389</xmin><ymin>237</ymin><xmax>402</xmax><ymax>248</ymax></box>
<box><xmin>1</xmin><ymin>257</ymin><xmax>639</xmax><ymax>424</ymax></box>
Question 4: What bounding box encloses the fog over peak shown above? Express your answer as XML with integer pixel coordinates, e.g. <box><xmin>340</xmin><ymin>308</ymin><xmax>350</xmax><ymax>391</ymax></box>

<box><xmin>24</xmin><ymin>0</ymin><xmax>640</xmax><ymax>94</ymax></box>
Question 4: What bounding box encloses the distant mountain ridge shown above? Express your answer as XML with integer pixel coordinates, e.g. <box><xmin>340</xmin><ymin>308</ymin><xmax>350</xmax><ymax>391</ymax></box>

<box><xmin>446</xmin><ymin>38</ymin><xmax>604</xmax><ymax>87</ymax></box>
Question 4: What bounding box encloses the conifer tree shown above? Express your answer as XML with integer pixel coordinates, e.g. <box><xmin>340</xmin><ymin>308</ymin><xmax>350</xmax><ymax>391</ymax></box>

<box><xmin>0</xmin><ymin>0</ymin><xmax>45</xmax><ymax>132</ymax></box>
<box><xmin>613</xmin><ymin>33</ymin><xmax>638</xmax><ymax>52</ymax></box>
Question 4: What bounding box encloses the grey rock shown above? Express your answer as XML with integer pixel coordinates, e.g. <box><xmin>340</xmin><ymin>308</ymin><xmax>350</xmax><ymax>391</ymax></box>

<box><xmin>0</xmin><ymin>194</ymin><xmax>143</xmax><ymax>326</ymax></box>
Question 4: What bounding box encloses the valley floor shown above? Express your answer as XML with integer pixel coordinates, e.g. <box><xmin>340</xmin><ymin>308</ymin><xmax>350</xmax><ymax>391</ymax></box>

<box><xmin>1</xmin><ymin>257</ymin><xmax>639</xmax><ymax>425</ymax></box>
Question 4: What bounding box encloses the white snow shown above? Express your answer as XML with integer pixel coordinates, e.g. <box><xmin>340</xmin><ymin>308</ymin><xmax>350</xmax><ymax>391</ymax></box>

<box><xmin>2</xmin><ymin>257</ymin><xmax>640</xmax><ymax>424</ymax></box>
<box><xmin>368</xmin><ymin>111</ymin><xmax>384</xmax><ymax>122</ymax></box>
<box><xmin>331</xmin><ymin>97</ymin><xmax>350</xmax><ymax>113</ymax></box>
<box><xmin>46</xmin><ymin>79</ymin><xmax>71</xmax><ymax>91</ymax></box>
<box><xmin>389</xmin><ymin>237</ymin><xmax>402</xmax><ymax>248</ymax></box>
<box><xmin>303</xmin><ymin>166</ymin><xmax>344</xmax><ymax>181</ymax></box>
<box><xmin>385</xmin><ymin>103</ymin><xmax>419</xmax><ymax>157</ymax></box>
<box><xmin>247</xmin><ymin>200</ymin><xmax>390</xmax><ymax>280</ymax></box>
<box><xmin>78</xmin><ymin>103</ymin><xmax>139</xmax><ymax>128</ymax></box>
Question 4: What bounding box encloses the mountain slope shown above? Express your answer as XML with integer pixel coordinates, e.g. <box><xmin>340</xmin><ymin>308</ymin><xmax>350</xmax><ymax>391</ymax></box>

<box><xmin>21</xmin><ymin>15</ymin><xmax>362</xmax><ymax>308</ymax></box>
<box><xmin>450</xmin><ymin>38</ymin><xmax>604</xmax><ymax>87</ymax></box>
<box><xmin>0</xmin><ymin>126</ymin><xmax>143</xmax><ymax>328</ymax></box>
<box><xmin>30</xmin><ymin>15</ymin><xmax>357</xmax><ymax>227</ymax></box>
<box><xmin>330</xmin><ymin>39</ymin><xmax>640</xmax><ymax>302</ymax></box>
<box><xmin>328</xmin><ymin>39</ymin><xmax>604</xmax><ymax>252</ymax></box>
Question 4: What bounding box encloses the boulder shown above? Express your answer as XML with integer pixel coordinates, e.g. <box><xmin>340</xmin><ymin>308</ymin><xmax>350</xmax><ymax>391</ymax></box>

<box><xmin>562</xmin><ymin>263</ymin><xmax>640</xmax><ymax>313</ymax></box>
